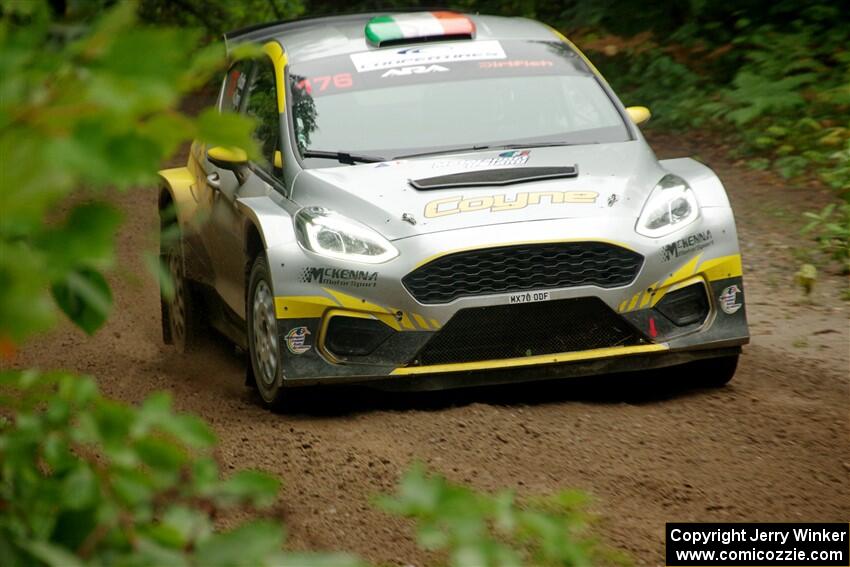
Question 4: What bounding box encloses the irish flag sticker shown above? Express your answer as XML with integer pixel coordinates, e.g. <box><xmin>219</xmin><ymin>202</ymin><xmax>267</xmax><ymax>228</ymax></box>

<box><xmin>365</xmin><ymin>12</ymin><xmax>476</xmax><ymax>46</ymax></box>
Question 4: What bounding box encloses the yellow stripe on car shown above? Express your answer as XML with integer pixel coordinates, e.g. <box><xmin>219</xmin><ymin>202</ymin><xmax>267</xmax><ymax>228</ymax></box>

<box><xmin>391</xmin><ymin>344</ymin><xmax>668</xmax><ymax>375</ymax></box>
<box><xmin>618</xmin><ymin>254</ymin><xmax>744</xmax><ymax>313</ymax></box>
<box><xmin>274</xmin><ymin>289</ymin><xmax>436</xmax><ymax>334</ymax></box>
<box><xmin>412</xmin><ymin>313</ymin><xmax>430</xmax><ymax>329</ymax></box>
<box><xmin>323</xmin><ymin>288</ymin><xmax>391</xmax><ymax>314</ymax></box>
<box><xmin>274</xmin><ymin>295</ymin><xmax>339</xmax><ymax>319</ymax></box>
<box><xmin>263</xmin><ymin>41</ymin><xmax>288</xmax><ymax>112</ymax></box>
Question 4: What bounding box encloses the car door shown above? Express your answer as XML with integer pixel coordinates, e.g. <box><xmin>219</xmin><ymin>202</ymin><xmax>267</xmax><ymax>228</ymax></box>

<box><xmin>201</xmin><ymin>56</ymin><xmax>284</xmax><ymax>319</ymax></box>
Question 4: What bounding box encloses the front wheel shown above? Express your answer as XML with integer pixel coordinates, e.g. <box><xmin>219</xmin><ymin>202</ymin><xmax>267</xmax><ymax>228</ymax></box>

<box><xmin>689</xmin><ymin>354</ymin><xmax>739</xmax><ymax>387</ymax></box>
<box><xmin>247</xmin><ymin>255</ymin><xmax>286</xmax><ymax>407</ymax></box>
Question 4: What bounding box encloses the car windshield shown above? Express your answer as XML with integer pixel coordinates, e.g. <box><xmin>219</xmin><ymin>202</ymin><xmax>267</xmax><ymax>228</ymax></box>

<box><xmin>288</xmin><ymin>39</ymin><xmax>630</xmax><ymax>166</ymax></box>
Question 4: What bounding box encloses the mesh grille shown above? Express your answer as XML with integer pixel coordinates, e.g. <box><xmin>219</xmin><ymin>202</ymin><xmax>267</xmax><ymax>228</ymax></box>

<box><xmin>413</xmin><ymin>297</ymin><xmax>644</xmax><ymax>366</ymax></box>
<box><xmin>403</xmin><ymin>242</ymin><xmax>643</xmax><ymax>304</ymax></box>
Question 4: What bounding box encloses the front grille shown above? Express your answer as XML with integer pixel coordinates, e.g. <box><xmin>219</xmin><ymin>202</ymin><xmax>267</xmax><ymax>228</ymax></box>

<box><xmin>413</xmin><ymin>297</ymin><xmax>644</xmax><ymax>366</ymax></box>
<box><xmin>403</xmin><ymin>242</ymin><xmax>643</xmax><ymax>304</ymax></box>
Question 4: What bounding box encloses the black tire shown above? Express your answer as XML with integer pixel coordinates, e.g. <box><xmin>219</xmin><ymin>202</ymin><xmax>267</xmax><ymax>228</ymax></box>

<box><xmin>689</xmin><ymin>354</ymin><xmax>739</xmax><ymax>388</ymax></box>
<box><xmin>160</xmin><ymin>215</ymin><xmax>205</xmax><ymax>353</ymax></box>
<box><xmin>246</xmin><ymin>255</ymin><xmax>286</xmax><ymax>407</ymax></box>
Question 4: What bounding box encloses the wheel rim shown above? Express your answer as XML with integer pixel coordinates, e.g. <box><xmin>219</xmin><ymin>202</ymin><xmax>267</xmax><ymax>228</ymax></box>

<box><xmin>168</xmin><ymin>248</ymin><xmax>186</xmax><ymax>346</ymax></box>
<box><xmin>252</xmin><ymin>280</ymin><xmax>279</xmax><ymax>387</ymax></box>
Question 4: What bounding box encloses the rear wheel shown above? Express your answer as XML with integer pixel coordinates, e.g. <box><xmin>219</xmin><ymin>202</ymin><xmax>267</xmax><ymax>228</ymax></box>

<box><xmin>689</xmin><ymin>354</ymin><xmax>739</xmax><ymax>387</ymax></box>
<box><xmin>160</xmin><ymin>213</ymin><xmax>204</xmax><ymax>353</ymax></box>
<box><xmin>247</xmin><ymin>255</ymin><xmax>286</xmax><ymax>407</ymax></box>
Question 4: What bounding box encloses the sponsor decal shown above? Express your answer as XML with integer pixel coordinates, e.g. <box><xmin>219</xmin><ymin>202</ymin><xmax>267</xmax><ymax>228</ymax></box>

<box><xmin>424</xmin><ymin>190</ymin><xmax>598</xmax><ymax>218</ymax></box>
<box><xmin>661</xmin><ymin>230</ymin><xmax>714</xmax><ymax>262</ymax></box>
<box><xmin>509</xmin><ymin>290</ymin><xmax>551</xmax><ymax>304</ymax></box>
<box><xmin>294</xmin><ymin>73</ymin><xmax>353</xmax><ymax>94</ymax></box>
<box><xmin>431</xmin><ymin>150</ymin><xmax>530</xmax><ymax>169</ymax></box>
<box><xmin>718</xmin><ymin>284</ymin><xmax>743</xmax><ymax>314</ymax></box>
<box><xmin>300</xmin><ymin>267</ymin><xmax>378</xmax><ymax>288</ymax></box>
<box><xmin>374</xmin><ymin>160</ymin><xmax>407</xmax><ymax>168</ymax></box>
<box><xmin>285</xmin><ymin>326</ymin><xmax>311</xmax><ymax>354</ymax></box>
<box><xmin>350</xmin><ymin>40</ymin><xmax>506</xmax><ymax>72</ymax></box>
<box><xmin>479</xmin><ymin>59</ymin><xmax>554</xmax><ymax>68</ymax></box>
<box><xmin>381</xmin><ymin>64</ymin><xmax>449</xmax><ymax>77</ymax></box>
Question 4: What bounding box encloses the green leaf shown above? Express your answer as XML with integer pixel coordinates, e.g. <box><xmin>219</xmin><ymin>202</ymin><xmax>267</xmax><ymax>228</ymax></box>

<box><xmin>159</xmin><ymin>413</ymin><xmax>217</xmax><ymax>449</ymax></box>
<box><xmin>61</xmin><ymin>464</ymin><xmax>98</xmax><ymax>510</ymax></box>
<box><xmin>37</xmin><ymin>202</ymin><xmax>122</xmax><ymax>277</ymax></box>
<box><xmin>195</xmin><ymin>520</ymin><xmax>284</xmax><ymax>567</ymax></box>
<box><xmin>134</xmin><ymin>436</ymin><xmax>187</xmax><ymax>472</ymax></box>
<box><xmin>21</xmin><ymin>541</ymin><xmax>85</xmax><ymax>567</ymax></box>
<box><xmin>51</xmin><ymin>268</ymin><xmax>112</xmax><ymax>335</ymax></box>
<box><xmin>274</xmin><ymin>552</ymin><xmax>366</xmax><ymax>567</ymax></box>
<box><xmin>159</xmin><ymin>505</ymin><xmax>213</xmax><ymax>547</ymax></box>
<box><xmin>111</xmin><ymin>468</ymin><xmax>154</xmax><ymax>507</ymax></box>
<box><xmin>196</xmin><ymin>108</ymin><xmax>260</xmax><ymax>160</ymax></box>
<box><xmin>216</xmin><ymin>470</ymin><xmax>281</xmax><ymax>508</ymax></box>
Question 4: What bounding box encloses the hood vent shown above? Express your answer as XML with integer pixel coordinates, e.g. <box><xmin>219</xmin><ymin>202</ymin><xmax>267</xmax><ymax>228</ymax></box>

<box><xmin>409</xmin><ymin>165</ymin><xmax>578</xmax><ymax>190</ymax></box>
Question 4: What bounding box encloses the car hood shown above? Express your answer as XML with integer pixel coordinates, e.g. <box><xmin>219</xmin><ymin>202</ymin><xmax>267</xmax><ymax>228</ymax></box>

<box><xmin>292</xmin><ymin>141</ymin><xmax>665</xmax><ymax>241</ymax></box>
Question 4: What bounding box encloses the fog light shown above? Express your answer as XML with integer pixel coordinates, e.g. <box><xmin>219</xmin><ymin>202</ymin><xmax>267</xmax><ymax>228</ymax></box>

<box><xmin>654</xmin><ymin>283</ymin><xmax>709</xmax><ymax>326</ymax></box>
<box><xmin>325</xmin><ymin>316</ymin><xmax>393</xmax><ymax>356</ymax></box>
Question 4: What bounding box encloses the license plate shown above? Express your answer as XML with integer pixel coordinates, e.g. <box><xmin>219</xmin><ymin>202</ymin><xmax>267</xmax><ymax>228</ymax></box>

<box><xmin>508</xmin><ymin>290</ymin><xmax>551</xmax><ymax>304</ymax></box>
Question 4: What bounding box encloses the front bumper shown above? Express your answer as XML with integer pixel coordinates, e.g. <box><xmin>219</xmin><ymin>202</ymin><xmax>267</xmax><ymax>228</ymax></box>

<box><xmin>266</xmin><ymin>211</ymin><xmax>749</xmax><ymax>387</ymax></box>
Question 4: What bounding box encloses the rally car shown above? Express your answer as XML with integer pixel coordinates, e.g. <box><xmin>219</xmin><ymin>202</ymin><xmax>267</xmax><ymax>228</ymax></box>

<box><xmin>158</xmin><ymin>11</ymin><xmax>749</xmax><ymax>407</ymax></box>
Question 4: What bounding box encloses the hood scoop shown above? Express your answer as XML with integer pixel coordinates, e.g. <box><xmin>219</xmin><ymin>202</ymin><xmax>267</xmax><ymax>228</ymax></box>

<box><xmin>409</xmin><ymin>165</ymin><xmax>579</xmax><ymax>190</ymax></box>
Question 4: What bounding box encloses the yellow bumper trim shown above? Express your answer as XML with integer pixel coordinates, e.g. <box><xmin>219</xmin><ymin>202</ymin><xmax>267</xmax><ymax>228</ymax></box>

<box><xmin>390</xmin><ymin>343</ymin><xmax>668</xmax><ymax>376</ymax></box>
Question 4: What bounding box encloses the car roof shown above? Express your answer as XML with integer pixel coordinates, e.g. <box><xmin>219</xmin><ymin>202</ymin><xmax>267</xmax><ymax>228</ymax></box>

<box><xmin>225</xmin><ymin>12</ymin><xmax>560</xmax><ymax>64</ymax></box>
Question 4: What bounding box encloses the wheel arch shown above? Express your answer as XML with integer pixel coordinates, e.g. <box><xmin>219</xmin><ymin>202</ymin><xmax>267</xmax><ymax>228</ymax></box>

<box><xmin>659</xmin><ymin>157</ymin><xmax>732</xmax><ymax>209</ymax></box>
<box><xmin>158</xmin><ymin>167</ymin><xmax>199</xmax><ymax>227</ymax></box>
<box><xmin>244</xmin><ymin>218</ymin><xmax>265</xmax><ymax>297</ymax></box>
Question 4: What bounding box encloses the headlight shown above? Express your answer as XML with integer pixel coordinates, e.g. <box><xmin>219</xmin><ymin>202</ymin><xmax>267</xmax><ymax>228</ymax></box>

<box><xmin>636</xmin><ymin>174</ymin><xmax>700</xmax><ymax>238</ymax></box>
<box><xmin>294</xmin><ymin>207</ymin><xmax>398</xmax><ymax>263</ymax></box>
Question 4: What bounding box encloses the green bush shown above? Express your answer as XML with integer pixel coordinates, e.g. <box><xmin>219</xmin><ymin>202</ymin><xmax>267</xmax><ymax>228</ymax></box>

<box><xmin>801</xmin><ymin>203</ymin><xmax>850</xmax><ymax>277</ymax></box>
<box><xmin>379</xmin><ymin>465</ymin><xmax>628</xmax><ymax>567</ymax></box>
<box><xmin>1</xmin><ymin>372</ymin><xmax>300</xmax><ymax>566</ymax></box>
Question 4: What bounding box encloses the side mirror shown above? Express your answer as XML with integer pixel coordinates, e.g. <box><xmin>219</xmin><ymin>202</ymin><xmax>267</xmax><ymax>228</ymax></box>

<box><xmin>626</xmin><ymin>106</ymin><xmax>651</xmax><ymax>125</ymax></box>
<box><xmin>207</xmin><ymin>146</ymin><xmax>248</xmax><ymax>170</ymax></box>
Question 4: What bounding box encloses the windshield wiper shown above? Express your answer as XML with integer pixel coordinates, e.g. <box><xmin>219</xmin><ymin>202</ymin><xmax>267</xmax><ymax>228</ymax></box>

<box><xmin>394</xmin><ymin>144</ymin><xmax>492</xmax><ymax>160</ymax></box>
<box><xmin>495</xmin><ymin>141</ymin><xmax>578</xmax><ymax>150</ymax></box>
<box><xmin>302</xmin><ymin>150</ymin><xmax>386</xmax><ymax>165</ymax></box>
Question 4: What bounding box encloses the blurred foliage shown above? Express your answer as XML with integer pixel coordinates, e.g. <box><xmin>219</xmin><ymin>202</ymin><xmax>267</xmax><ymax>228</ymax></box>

<box><xmin>801</xmin><ymin>203</ymin><xmax>850</xmax><ymax>280</ymax></box>
<box><xmin>379</xmin><ymin>465</ymin><xmax>628</xmax><ymax>567</ymax></box>
<box><xmin>138</xmin><ymin>0</ymin><xmax>305</xmax><ymax>36</ymax></box>
<box><xmin>0</xmin><ymin>0</ymin><xmax>259</xmax><ymax>345</ymax></box>
<box><xmin>1</xmin><ymin>372</ymin><xmax>285</xmax><ymax>566</ymax></box>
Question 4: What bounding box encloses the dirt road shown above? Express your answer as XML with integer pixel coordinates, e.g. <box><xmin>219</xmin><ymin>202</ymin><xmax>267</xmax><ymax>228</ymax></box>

<box><xmin>16</xmin><ymin>132</ymin><xmax>850</xmax><ymax>565</ymax></box>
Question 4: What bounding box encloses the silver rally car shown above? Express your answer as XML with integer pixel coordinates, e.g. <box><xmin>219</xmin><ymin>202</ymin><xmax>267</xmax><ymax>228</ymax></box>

<box><xmin>158</xmin><ymin>11</ymin><xmax>749</xmax><ymax>407</ymax></box>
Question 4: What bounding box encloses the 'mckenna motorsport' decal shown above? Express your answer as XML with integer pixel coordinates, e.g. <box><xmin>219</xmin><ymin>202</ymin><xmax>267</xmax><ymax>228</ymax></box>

<box><xmin>661</xmin><ymin>230</ymin><xmax>714</xmax><ymax>262</ymax></box>
<box><xmin>424</xmin><ymin>190</ymin><xmax>598</xmax><ymax>218</ymax></box>
<box><xmin>300</xmin><ymin>267</ymin><xmax>378</xmax><ymax>288</ymax></box>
